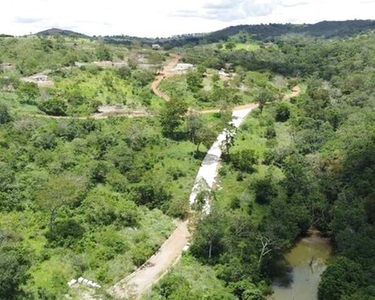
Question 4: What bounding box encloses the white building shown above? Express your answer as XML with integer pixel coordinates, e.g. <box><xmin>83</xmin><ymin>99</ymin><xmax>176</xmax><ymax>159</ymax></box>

<box><xmin>152</xmin><ymin>44</ymin><xmax>161</xmax><ymax>50</ymax></box>
<box><xmin>172</xmin><ymin>63</ymin><xmax>194</xmax><ymax>74</ymax></box>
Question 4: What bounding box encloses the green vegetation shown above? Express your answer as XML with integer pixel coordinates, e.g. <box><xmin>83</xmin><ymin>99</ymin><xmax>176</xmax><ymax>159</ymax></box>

<box><xmin>159</xmin><ymin>67</ymin><xmax>285</xmax><ymax>110</ymax></box>
<box><xmin>150</xmin><ymin>29</ymin><xmax>375</xmax><ymax>300</ymax></box>
<box><xmin>3</xmin><ymin>21</ymin><xmax>375</xmax><ymax>300</ymax></box>
<box><xmin>0</xmin><ymin>110</ymin><xmax>222</xmax><ymax>298</ymax></box>
<box><xmin>0</xmin><ymin>35</ymin><xmax>169</xmax><ymax>117</ymax></box>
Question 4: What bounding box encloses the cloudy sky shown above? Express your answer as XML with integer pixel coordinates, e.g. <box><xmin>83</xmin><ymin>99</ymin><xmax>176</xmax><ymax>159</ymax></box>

<box><xmin>1</xmin><ymin>0</ymin><xmax>375</xmax><ymax>37</ymax></box>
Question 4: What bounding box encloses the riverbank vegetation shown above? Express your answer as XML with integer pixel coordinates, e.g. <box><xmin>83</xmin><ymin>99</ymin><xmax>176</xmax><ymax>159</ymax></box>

<box><xmin>149</xmin><ymin>31</ymin><xmax>375</xmax><ymax>300</ymax></box>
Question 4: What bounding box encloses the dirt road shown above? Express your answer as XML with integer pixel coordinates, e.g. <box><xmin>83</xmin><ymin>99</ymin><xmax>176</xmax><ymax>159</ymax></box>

<box><xmin>108</xmin><ymin>220</ymin><xmax>190</xmax><ymax>299</ymax></box>
<box><xmin>151</xmin><ymin>55</ymin><xmax>180</xmax><ymax>101</ymax></box>
<box><xmin>283</xmin><ymin>85</ymin><xmax>301</xmax><ymax>101</ymax></box>
<box><xmin>108</xmin><ymin>107</ymin><xmax>256</xmax><ymax>299</ymax></box>
<box><xmin>30</xmin><ymin>52</ymin><xmax>300</xmax><ymax>121</ymax></box>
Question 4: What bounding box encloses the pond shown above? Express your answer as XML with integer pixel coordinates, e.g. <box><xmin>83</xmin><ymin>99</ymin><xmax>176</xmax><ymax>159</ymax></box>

<box><xmin>268</xmin><ymin>229</ymin><xmax>332</xmax><ymax>300</ymax></box>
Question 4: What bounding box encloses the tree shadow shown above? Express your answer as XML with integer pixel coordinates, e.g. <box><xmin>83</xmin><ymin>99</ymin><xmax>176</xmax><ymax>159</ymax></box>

<box><xmin>268</xmin><ymin>259</ymin><xmax>294</xmax><ymax>288</ymax></box>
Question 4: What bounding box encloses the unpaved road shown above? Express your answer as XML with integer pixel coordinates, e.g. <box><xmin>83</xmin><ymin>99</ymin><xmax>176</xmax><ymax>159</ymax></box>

<box><xmin>284</xmin><ymin>85</ymin><xmax>301</xmax><ymax>101</ymax></box>
<box><xmin>108</xmin><ymin>107</ymin><xmax>255</xmax><ymax>299</ymax></box>
<box><xmin>151</xmin><ymin>55</ymin><xmax>180</xmax><ymax>101</ymax></box>
<box><xmin>189</xmin><ymin>107</ymin><xmax>255</xmax><ymax>214</ymax></box>
<box><xmin>30</xmin><ymin>111</ymin><xmax>150</xmax><ymax>120</ymax></box>
<box><xmin>109</xmin><ymin>220</ymin><xmax>190</xmax><ymax>299</ymax></box>
<box><xmin>106</xmin><ymin>86</ymin><xmax>301</xmax><ymax>299</ymax></box>
<box><xmin>30</xmin><ymin>52</ymin><xmax>299</xmax><ymax>121</ymax></box>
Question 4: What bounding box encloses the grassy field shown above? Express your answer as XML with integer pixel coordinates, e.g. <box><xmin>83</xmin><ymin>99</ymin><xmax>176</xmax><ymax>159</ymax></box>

<box><xmin>234</xmin><ymin>42</ymin><xmax>261</xmax><ymax>52</ymax></box>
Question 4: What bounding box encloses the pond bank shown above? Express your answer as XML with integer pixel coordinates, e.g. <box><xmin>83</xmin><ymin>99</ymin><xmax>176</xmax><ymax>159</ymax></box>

<box><xmin>269</xmin><ymin>229</ymin><xmax>332</xmax><ymax>300</ymax></box>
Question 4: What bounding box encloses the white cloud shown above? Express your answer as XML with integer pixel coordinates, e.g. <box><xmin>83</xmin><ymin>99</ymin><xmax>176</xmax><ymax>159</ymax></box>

<box><xmin>0</xmin><ymin>0</ymin><xmax>374</xmax><ymax>37</ymax></box>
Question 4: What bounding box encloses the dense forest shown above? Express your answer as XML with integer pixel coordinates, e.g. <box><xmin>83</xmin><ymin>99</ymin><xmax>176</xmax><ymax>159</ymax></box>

<box><xmin>1</xmin><ymin>21</ymin><xmax>375</xmax><ymax>300</ymax></box>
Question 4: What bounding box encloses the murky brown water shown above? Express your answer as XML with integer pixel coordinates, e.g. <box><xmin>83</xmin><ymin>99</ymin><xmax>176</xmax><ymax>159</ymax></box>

<box><xmin>268</xmin><ymin>230</ymin><xmax>332</xmax><ymax>300</ymax></box>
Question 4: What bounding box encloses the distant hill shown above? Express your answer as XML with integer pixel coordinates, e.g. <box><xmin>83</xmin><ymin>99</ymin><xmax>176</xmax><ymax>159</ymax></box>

<box><xmin>115</xmin><ymin>20</ymin><xmax>375</xmax><ymax>48</ymax></box>
<box><xmin>204</xmin><ymin>20</ymin><xmax>375</xmax><ymax>42</ymax></box>
<box><xmin>36</xmin><ymin>28</ymin><xmax>89</xmax><ymax>38</ymax></box>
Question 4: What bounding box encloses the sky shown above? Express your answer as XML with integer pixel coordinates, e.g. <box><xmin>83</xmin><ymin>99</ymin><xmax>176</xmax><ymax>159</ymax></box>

<box><xmin>1</xmin><ymin>0</ymin><xmax>375</xmax><ymax>37</ymax></box>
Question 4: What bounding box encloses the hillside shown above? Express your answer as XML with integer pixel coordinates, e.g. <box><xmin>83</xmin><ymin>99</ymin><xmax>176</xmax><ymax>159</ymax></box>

<box><xmin>205</xmin><ymin>19</ymin><xmax>375</xmax><ymax>41</ymax></box>
<box><xmin>116</xmin><ymin>19</ymin><xmax>375</xmax><ymax>48</ymax></box>
<box><xmin>2</xmin><ymin>21</ymin><xmax>375</xmax><ymax>300</ymax></box>
<box><xmin>36</xmin><ymin>28</ymin><xmax>90</xmax><ymax>38</ymax></box>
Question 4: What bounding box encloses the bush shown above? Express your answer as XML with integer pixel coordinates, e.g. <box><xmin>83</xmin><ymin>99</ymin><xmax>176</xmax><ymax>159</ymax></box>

<box><xmin>167</xmin><ymin>166</ymin><xmax>187</xmax><ymax>180</ymax></box>
<box><xmin>33</xmin><ymin>132</ymin><xmax>57</xmax><ymax>150</ymax></box>
<box><xmin>46</xmin><ymin>219</ymin><xmax>85</xmax><ymax>247</ymax></box>
<box><xmin>131</xmin><ymin>244</ymin><xmax>154</xmax><ymax>266</ymax></box>
<box><xmin>116</xmin><ymin>66</ymin><xmax>131</xmax><ymax>79</ymax></box>
<box><xmin>157</xmin><ymin>274</ymin><xmax>190</xmax><ymax>299</ymax></box>
<box><xmin>135</xmin><ymin>182</ymin><xmax>172</xmax><ymax>210</ymax></box>
<box><xmin>252</xmin><ymin>176</ymin><xmax>277</xmax><ymax>205</ymax></box>
<box><xmin>38</xmin><ymin>98</ymin><xmax>67</xmax><ymax>116</ymax></box>
<box><xmin>275</xmin><ymin>103</ymin><xmax>291</xmax><ymax>122</ymax></box>
<box><xmin>17</xmin><ymin>82</ymin><xmax>39</xmax><ymax>102</ymax></box>
<box><xmin>132</xmin><ymin>70</ymin><xmax>154</xmax><ymax>86</ymax></box>
<box><xmin>265</xmin><ymin>126</ymin><xmax>276</xmax><ymax>139</ymax></box>
<box><xmin>83</xmin><ymin>188</ymin><xmax>140</xmax><ymax>227</ymax></box>
<box><xmin>231</xmin><ymin>149</ymin><xmax>258</xmax><ymax>173</ymax></box>
<box><xmin>0</xmin><ymin>104</ymin><xmax>12</xmax><ymax>124</ymax></box>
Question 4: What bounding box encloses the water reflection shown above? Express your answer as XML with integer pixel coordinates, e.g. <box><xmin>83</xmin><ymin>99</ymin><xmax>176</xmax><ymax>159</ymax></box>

<box><xmin>269</xmin><ymin>229</ymin><xmax>331</xmax><ymax>300</ymax></box>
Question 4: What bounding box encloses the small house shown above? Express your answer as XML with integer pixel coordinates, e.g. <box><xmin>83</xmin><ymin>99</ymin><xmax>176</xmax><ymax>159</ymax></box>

<box><xmin>32</xmin><ymin>74</ymin><xmax>49</xmax><ymax>82</ymax></box>
<box><xmin>172</xmin><ymin>63</ymin><xmax>194</xmax><ymax>74</ymax></box>
<box><xmin>152</xmin><ymin>44</ymin><xmax>161</xmax><ymax>50</ymax></box>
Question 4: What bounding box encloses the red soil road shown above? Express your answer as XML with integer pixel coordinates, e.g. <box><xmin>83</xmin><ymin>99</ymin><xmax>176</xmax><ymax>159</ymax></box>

<box><xmin>151</xmin><ymin>55</ymin><xmax>180</xmax><ymax>101</ymax></box>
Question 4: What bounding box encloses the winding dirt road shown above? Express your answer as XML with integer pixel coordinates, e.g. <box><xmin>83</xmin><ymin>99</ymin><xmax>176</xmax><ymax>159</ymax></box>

<box><xmin>108</xmin><ymin>106</ymin><xmax>256</xmax><ymax>299</ymax></box>
<box><xmin>31</xmin><ymin>55</ymin><xmax>300</xmax><ymax>121</ymax></box>
<box><xmin>106</xmin><ymin>83</ymin><xmax>302</xmax><ymax>299</ymax></box>
<box><xmin>150</xmin><ymin>55</ymin><xmax>180</xmax><ymax>101</ymax></box>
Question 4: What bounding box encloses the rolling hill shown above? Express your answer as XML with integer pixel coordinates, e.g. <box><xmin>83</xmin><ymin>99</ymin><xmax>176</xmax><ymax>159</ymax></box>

<box><xmin>36</xmin><ymin>28</ymin><xmax>89</xmax><ymax>38</ymax></box>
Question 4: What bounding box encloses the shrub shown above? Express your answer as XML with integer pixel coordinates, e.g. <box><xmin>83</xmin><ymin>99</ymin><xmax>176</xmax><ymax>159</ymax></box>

<box><xmin>0</xmin><ymin>104</ymin><xmax>12</xmax><ymax>124</ymax></box>
<box><xmin>46</xmin><ymin>219</ymin><xmax>85</xmax><ymax>247</ymax></box>
<box><xmin>275</xmin><ymin>103</ymin><xmax>291</xmax><ymax>122</ymax></box>
<box><xmin>265</xmin><ymin>126</ymin><xmax>276</xmax><ymax>139</ymax></box>
<box><xmin>167</xmin><ymin>166</ymin><xmax>187</xmax><ymax>180</ymax></box>
<box><xmin>131</xmin><ymin>244</ymin><xmax>154</xmax><ymax>266</ymax></box>
<box><xmin>252</xmin><ymin>176</ymin><xmax>277</xmax><ymax>205</ymax></box>
<box><xmin>116</xmin><ymin>66</ymin><xmax>131</xmax><ymax>79</ymax></box>
<box><xmin>231</xmin><ymin>149</ymin><xmax>258</xmax><ymax>173</ymax></box>
<box><xmin>38</xmin><ymin>98</ymin><xmax>67</xmax><ymax>116</ymax></box>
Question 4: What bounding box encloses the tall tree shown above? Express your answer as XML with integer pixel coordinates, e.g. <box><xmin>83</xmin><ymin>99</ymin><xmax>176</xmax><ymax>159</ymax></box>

<box><xmin>36</xmin><ymin>174</ymin><xmax>87</xmax><ymax>229</ymax></box>
<box><xmin>255</xmin><ymin>88</ymin><xmax>275</xmax><ymax>112</ymax></box>
<box><xmin>160</xmin><ymin>98</ymin><xmax>188</xmax><ymax>138</ymax></box>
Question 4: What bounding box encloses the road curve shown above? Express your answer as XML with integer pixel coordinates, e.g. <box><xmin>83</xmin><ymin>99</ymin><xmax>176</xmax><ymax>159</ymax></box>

<box><xmin>106</xmin><ymin>86</ymin><xmax>301</xmax><ymax>299</ymax></box>
<box><xmin>151</xmin><ymin>55</ymin><xmax>180</xmax><ymax>101</ymax></box>
<box><xmin>108</xmin><ymin>107</ymin><xmax>255</xmax><ymax>299</ymax></box>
